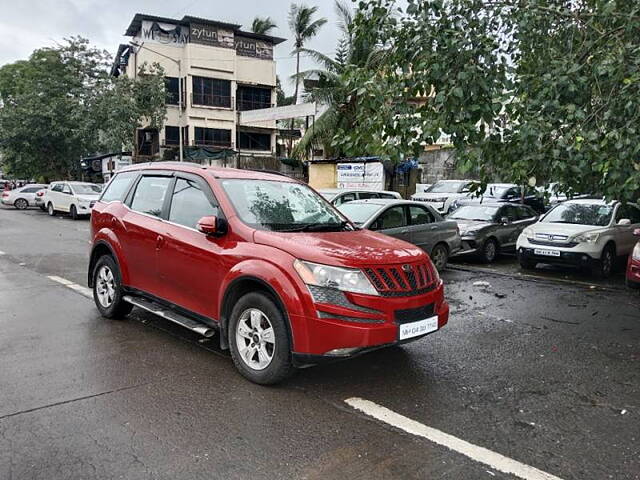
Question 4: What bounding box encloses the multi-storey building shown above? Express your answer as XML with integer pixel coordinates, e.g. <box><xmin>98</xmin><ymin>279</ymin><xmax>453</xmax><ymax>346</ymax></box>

<box><xmin>111</xmin><ymin>14</ymin><xmax>285</xmax><ymax>161</ymax></box>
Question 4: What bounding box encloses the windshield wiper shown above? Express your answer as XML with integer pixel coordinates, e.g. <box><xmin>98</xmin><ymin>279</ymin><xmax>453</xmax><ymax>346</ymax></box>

<box><xmin>278</xmin><ymin>221</ymin><xmax>351</xmax><ymax>232</ymax></box>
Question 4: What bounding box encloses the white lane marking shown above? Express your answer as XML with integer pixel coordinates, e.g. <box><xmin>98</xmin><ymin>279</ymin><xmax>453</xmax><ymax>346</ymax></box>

<box><xmin>47</xmin><ymin>275</ymin><xmax>93</xmax><ymax>299</ymax></box>
<box><xmin>345</xmin><ymin>397</ymin><xmax>564</xmax><ymax>480</ymax></box>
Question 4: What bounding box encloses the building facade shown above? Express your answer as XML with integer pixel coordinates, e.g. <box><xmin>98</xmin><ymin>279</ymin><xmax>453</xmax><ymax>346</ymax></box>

<box><xmin>112</xmin><ymin>14</ymin><xmax>285</xmax><ymax>161</ymax></box>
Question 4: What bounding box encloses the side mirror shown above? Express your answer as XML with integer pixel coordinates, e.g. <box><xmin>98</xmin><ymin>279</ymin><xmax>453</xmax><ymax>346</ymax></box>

<box><xmin>618</xmin><ymin>218</ymin><xmax>631</xmax><ymax>226</ymax></box>
<box><xmin>501</xmin><ymin>217</ymin><xmax>510</xmax><ymax>225</ymax></box>
<box><xmin>197</xmin><ymin>216</ymin><xmax>220</xmax><ymax>235</ymax></box>
<box><xmin>633</xmin><ymin>228</ymin><xmax>640</xmax><ymax>237</ymax></box>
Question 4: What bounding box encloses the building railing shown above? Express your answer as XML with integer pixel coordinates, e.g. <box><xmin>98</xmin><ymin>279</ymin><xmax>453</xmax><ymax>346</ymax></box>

<box><xmin>191</xmin><ymin>93</ymin><xmax>233</xmax><ymax>109</ymax></box>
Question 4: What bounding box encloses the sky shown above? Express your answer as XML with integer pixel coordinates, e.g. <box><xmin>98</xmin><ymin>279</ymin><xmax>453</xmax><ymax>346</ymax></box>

<box><xmin>0</xmin><ymin>0</ymin><xmax>344</xmax><ymax>94</ymax></box>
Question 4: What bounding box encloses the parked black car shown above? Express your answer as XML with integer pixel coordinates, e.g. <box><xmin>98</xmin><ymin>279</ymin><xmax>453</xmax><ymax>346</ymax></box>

<box><xmin>449</xmin><ymin>183</ymin><xmax>546</xmax><ymax>213</ymax></box>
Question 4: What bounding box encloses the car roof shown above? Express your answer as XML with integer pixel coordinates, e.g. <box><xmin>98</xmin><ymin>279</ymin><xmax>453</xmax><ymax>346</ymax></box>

<box><xmin>120</xmin><ymin>162</ymin><xmax>298</xmax><ymax>183</ymax></box>
<box><xmin>563</xmin><ymin>198</ymin><xmax>615</xmax><ymax>206</ymax></box>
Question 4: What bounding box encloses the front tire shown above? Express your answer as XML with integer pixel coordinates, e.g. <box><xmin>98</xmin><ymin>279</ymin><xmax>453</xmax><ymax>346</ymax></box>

<box><xmin>519</xmin><ymin>254</ymin><xmax>537</xmax><ymax>270</ymax></box>
<box><xmin>47</xmin><ymin>202</ymin><xmax>56</xmax><ymax>217</ymax></box>
<box><xmin>592</xmin><ymin>244</ymin><xmax>615</xmax><ymax>279</ymax></box>
<box><xmin>481</xmin><ymin>238</ymin><xmax>499</xmax><ymax>263</ymax></box>
<box><xmin>14</xmin><ymin>198</ymin><xmax>28</xmax><ymax>210</ymax></box>
<box><xmin>229</xmin><ymin>292</ymin><xmax>294</xmax><ymax>385</ymax></box>
<box><xmin>70</xmin><ymin>204</ymin><xmax>78</xmax><ymax>220</ymax></box>
<box><xmin>430</xmin><ymin>243</ymin><xmax>449</xmax><ymax>271</ymax></box>
<box><xmin>92</xmin><ymin>255</ymin><xmax>132</xmax><ymax>319</ymax></box>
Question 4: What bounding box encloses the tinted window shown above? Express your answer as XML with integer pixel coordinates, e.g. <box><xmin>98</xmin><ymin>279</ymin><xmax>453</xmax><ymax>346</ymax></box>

<box><xmin>52</xmin><ymin>184</ymin><xmax>64</xmax><ymax>193</ymax></box>
<box><xmin>130</xmin><ymin>176</ymin><xmax>172</xmax><ymax>218</ymax></box>
<box><xmin>335</xmin><ymin>193</ymin><xmax>356</xmax><ymax>206</ymax></box>
<box><xmin>379</xmin><ymin>193</ymin><xmax>397</xmax><ymax>199</ymax></box>
<box><xmin>21</xmin><ymin>187</ymin><xmax>41</xmax><ymax>193</ymax></box>
<box><xmin>374</xmin><ymin>206</ymin><xmax>406</xmax><ymax>230</ymax></box>
<box><xmin>502</xmin><ymin>205</ymin><xmax>519</xmax><ymax>221</ymax></box>
<box><xmin>409</xmin><ymin>205</ymin><xmax>434</xmax><ymax>225</ymax></box>
<box><xmin>628</xmin><ymin>205</ymin><xmax>640</xmax><ymax>224</ymax></box>
<box><xmin>358</xmin><ymin>192</ymin><xmax>378</xmax><ymax>200</ymax></box>
<box><xmin>168</xmin><ymin>178</ymin><xmax>219</xmax><ymax>229</ymax></box>
<box><xmin>101</xmin><ymin>172</ymin><xmax>137</xmax><ymax>203</ymax></box>
<box><xmin>616</xmin><ymin>204</ymin><xmax>640</xmax><ymax>224</ymax></box>
<box><xmin>517</xmin><ymin>205</ymin><xmax>536</xmax><ymax>220</ymax></box>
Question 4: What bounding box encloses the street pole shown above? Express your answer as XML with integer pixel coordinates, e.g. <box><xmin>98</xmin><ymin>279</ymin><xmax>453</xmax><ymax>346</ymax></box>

<box><xmin>178</xmin><ymin>59</ymin><xmax>183</xmax><ymax>162</ymax></box>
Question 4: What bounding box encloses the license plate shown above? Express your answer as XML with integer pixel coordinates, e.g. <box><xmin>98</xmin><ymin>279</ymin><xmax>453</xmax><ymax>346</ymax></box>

<box><xmin>534</xmin><ymin>248</ymin><xmax>561</xmax><ymax>257</ymax></box>
<box><xmin>399</xmin><ymin>316</ymin><xmax>439</xmax><ymax>340</ymax></box>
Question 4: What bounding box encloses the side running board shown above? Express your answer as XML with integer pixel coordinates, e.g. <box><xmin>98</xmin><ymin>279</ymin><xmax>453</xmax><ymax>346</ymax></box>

<box><xmin>123</xmin><ymin>295</ymin><xmax>215</xmax><ymax>338</ymax></box>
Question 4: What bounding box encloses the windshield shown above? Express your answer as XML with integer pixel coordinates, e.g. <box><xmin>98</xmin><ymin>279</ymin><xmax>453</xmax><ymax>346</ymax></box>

<box><xmin>427</xmin><ymin>181</ymin><xmax>467</xmax><ymax>193</ymax></box>
<box><xmin>542</xmin><ymin>203</ymin><xmax>613</xmax><ymax>226</ymax></box>
<box><xmin>221</xmin><ymin>179</ymin><xmax>350</xmax><ymax>232</ymax></box>
<box><xmin>485</xmin><ymin>185</ymin><xmax>511</xmax><ymax>198</ymax></box>
<box><xmin>448</xmin><ymin>205</ymin><xmax>499</xmax><ymax>222</ymax></box>
<box><xmin>72</xmin><ymin>184</ymin><xmax>102</xmax><ymax>194</ymax></box>
<box><xmin>338</xmin><ymin>202</ymin><xmax>383</xmax><ymax>224</ymax></box>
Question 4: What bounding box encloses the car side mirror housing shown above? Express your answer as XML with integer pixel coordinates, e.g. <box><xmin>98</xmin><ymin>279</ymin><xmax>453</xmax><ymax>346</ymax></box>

<box><xmin>197</xmin><ymin>216</ymin><xmax>227</xmax><ymax>236</ymax></box>
<box><xmin>617</xmin><ymin>218</ymin><xmax>631</xmax><ymax>226</ymax></box>
<box><xmin>634</xmin><ymin>228</ymin><xmax>640</xmax><ymax>237</ymax></box>
<box><xmin>501</xmin><ymin>217</ymin><xmax>510</xmax><ymax>225</ymax></box>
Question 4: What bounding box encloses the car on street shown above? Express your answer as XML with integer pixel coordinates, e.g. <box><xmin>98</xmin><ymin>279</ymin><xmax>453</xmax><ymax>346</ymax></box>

<box><xmin>44</xmin><ymin>181</ymin><xmax>102</xmax><ymax>219</ymax></box>
<box><xmin>317</xmin><ymin>188</ymin><xmax>401</xmax><ymax>206</ymax></box>
<box><xmin>517</xmin><ymin>199</ymin><xmax>640</xmax><ymax>278</ymax></box>
<box><xmin>626</xmin><ymin>228</ymin><xmax>640</xmax><ymax>290</ymax></box>
<box><xmin>448</xmin><ymin>203</ymin><xmax>539</xmax><ymax>263</ymax></box>
<box><xmin>1</xmin><ymin>183</ymin><xmax>48</xmax><ymax>209</ymax></box>
<box><xmin>450</xmin><ymin>183</ymin><xmax>546</xmax><ymax>213</ymax></box>
<box><xmin>35</xmin><ymin>187</ymin><xmax>48</xmax><ymax>211</ymax></box>
<box><xmin>88</xmin><ymin>163</ymin><xmax>449</xmax><ymax>384</ymax></box>
<box><xmin>337</xmin><ymin>199</ymin><xmax>461</xmax><ymax>270</ymax></box>
<box><xmin>411</xmin><ymin>179</ymin><xmax>478</xmax><ymax>215</ymax></box>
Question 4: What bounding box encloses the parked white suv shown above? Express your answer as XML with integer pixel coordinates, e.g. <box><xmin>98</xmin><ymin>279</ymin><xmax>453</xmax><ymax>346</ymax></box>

<box><xmin>1</xmin><ymin>184</ymin><xmax>48</xmax><ymax>209</ymax></box>
<box><xmin>317</xmin><ymin>188</ymin><xmax>402</xmax><ymax>206</ymax></box>
<box><xmin>412</xmin><ymin>180</ymin><xmax>478</xmax><ymax>215</ymax></box>
<box><xmin>43</xmin><ymin>181</ymin><xmax>102</xmax><ymax>219</ymax></box>
<box><xmin>517</xmin><ymin>199</ymin><xmax>640</xmax><ymax>278</ymax></box>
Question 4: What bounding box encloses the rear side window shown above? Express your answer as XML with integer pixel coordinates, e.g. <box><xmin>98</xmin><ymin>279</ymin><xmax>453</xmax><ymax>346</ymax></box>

<box><xmin>51</xmin><ymin>184</ymin><xmax>64</xmax><ymax>193</ymax></box>
<box><xmin>373</xmin><ymin>206</ymin><xmax>407</xmax><ymax>230</ymax></box>
<box><xmin>409</xmin><ymin>205</ymin><xmax>434</xmax><ymax>225</ymax></box>
<box><xmin>168</xmin><ymin>178</ymin><xmax>219</xmax><ymax>229</ymax></box>
<box><xmin>130</xmin><ymin>176</ymin><xmax>172</xmax><ymax>218</ymax></box>
<box><xmin>21</xmin><ymin>187</ymin><xmax>41</xmax><ymax>193</ymax></box>
<box><xmin>358</xmin><ymin>192</ymin><xmax>378</xmax><ymax>200</ymax></box>
<box><xmin>101</xmin><ymin>172</ymin><xmax>137</xmax><ymax>203</ymax></box>
<box><xmin>379</xmin><ymin>193</ymin><xmax>397</xmax><ymax>199</ymax></box>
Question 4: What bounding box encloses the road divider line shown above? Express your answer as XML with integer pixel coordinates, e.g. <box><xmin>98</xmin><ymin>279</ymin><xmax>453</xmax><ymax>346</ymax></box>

<box><xmin>47</xmin><ymin>275</ymin><xmax>93</xmax><ymax>299</ymax></box>
<box><xmin>344</xmin><ymin>397</ymin><xmax>564</xmax><ymax>480</ymax></box>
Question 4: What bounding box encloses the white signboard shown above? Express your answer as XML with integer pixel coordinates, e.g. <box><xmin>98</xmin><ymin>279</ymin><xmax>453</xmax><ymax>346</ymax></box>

<box><xmin>239</xmin><ymin>103</ymin><xmax>317</xmax><ymax>124</ymax></box>
<box><xmin>336</xmin><ymin>162</ymin><xmax>384</xmax><ymax>190</ymax></box>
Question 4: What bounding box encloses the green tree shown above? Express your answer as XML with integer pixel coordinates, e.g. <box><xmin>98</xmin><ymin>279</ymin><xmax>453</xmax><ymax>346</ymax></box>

<box><xmin>250</xmin><ymin>17</ymin><xmax>278</xmax><ymax>35</ymax></box>
<box><xmin>0</xmin><ymin>37</ymin><xmax>166</xmax><ymax>180</ymax></box>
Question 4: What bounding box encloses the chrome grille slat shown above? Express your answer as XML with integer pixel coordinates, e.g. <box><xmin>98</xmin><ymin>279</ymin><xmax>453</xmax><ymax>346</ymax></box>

<box><xmin>364</xmin><ymin>262</ymin><xmax>437</xmax><ymax>297</ymax></box>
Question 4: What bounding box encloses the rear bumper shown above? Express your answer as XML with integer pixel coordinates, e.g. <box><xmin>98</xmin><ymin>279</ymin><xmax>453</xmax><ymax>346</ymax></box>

<box><xmin>289</xmin><ymin>284</ymin><xmax>449</xmax><ymax>363</ymax></box>
<box><xmin>627</xmin><ymin>260</ymin><xmax>640</xmax><ymax>289</ymax></box>
<box><xmin>518</xmin><ymin>247</ymin><xmax>598</xmax><ymax>267</ymax></box>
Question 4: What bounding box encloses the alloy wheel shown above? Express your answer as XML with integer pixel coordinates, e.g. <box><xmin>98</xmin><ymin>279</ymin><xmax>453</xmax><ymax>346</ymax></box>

<box><xmin>602</xmin><ymin>249</ymin><xmax>613</xmax><ymax>277</ymax></box>
<box><xmin>484</xmin><ymin>240</ymin><xmax>497</xmax><ymax>262</ymax></box>
<box><xmin>235</xmin><ymin>308</ymin><xmax>275</xmax><ymax>371</ymax></box>
<box><xmin>95</xmin><ymin>265</ymin><xmax>116</xmax><ymax>308</ymax></box>
<box><xmin>431</xmin><ymin>245</ymin><xmax>448</xmax><ymax>270</ymax></box>
<box><xmin>15</xmin><ymin>199</ymin><xmax>28</xmax><ymax>210</ymax></box>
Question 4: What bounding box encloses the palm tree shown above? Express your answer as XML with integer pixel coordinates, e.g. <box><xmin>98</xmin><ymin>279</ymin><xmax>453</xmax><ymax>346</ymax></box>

<box><xmin>288</xmin><ymin>4</ymin><xmax>327</xmax><ymax>105</ymax></box>
<box><xmin>292</xmin><ymin>1</ymin><xmax>383</xmax><ymax>159</ymax></box>
<box><xmin>250</xmin><ymin>17</ymin><xmax>277</xmax><ymax>35</ymax></box>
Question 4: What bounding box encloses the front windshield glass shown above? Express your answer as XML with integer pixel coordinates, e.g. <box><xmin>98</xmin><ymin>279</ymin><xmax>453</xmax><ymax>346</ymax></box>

<box><xmin>485</xmin><ymin>185</ymin><xmax>511</xmax><ymax>198</ymax></box>
<box><xmin>448</xmin><ymin>205</ymin><xmax>499</xmax><ymax>222</ymax></box>
<box><xmin>338</xmin><ymin>202</ymin><xmax>383</xmax><ymax>224</ymax></box>
<box><xmin>221</xmin><ymin>179</ymin><xmax>350</xmax><ymax>232</ymax></box>
<box><xmin>427</xmin><ymin>181</ymin><xmax>466</xmax><ymax>193</ymax></box>
<box><xmin>73</xmin><ymin>184</ymin><xmax>102</xmax><ymax>194</ymax></box>
<box><xmin>542</xmin><ymin>203</ymin><xmax>613</xmax><ymax>226</ymax></box>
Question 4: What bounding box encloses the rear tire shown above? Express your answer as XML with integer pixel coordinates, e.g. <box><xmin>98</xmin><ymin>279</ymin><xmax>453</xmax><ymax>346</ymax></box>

<box><xmin>47</xmin><ymin>202</ymin><xmax>56</xmax><ymax>217</ymax></box>
<box><xmin>481</xmin><ymin>238</ymin><xmax>499</xmax><ymax>263</ymax></box>
<box><xmin>14</xmin><ymin>198</ymin><xmax>28</xmax><ymax>210</ymax></box>
<box><xmin>430</xmin><ymin>243</ymin><xmax>449</xmax><ymax>271</ymax></box>
<box><xmin>92</xmin><ymin>255</ymin><xmax>132</xmax><ymax>319</ymax></box>
<box><xmin>70</xmin><ymin>204</ymin><xmax>78</xmax><ymax>220</ymax></box>
<box><xmin>592</xmin><ymin>244</ymin><xmax>615</xmax><ymax>279</ymax></box>
<box><xmin>229</xmin><ymin>292</ymin><xmax>294</xmax><ymax>385</ymax></box>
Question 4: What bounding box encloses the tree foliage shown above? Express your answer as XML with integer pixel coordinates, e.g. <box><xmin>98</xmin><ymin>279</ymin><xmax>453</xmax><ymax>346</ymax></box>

<box><xmin>251</xmin><ymin>17</ymin><xmax>278</xmax><ymax>35</ymax></box>
<box><xmin>0</xmin><ymin>37</ymin><xmax>166</xmax><ymax>180</ymax></box>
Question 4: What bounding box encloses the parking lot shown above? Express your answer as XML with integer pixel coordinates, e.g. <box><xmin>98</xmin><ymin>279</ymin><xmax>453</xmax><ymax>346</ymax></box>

<box><xmin>1</xmin><ymin>204</ymin><xmax>638</xmax><ymax>479</ymax></box>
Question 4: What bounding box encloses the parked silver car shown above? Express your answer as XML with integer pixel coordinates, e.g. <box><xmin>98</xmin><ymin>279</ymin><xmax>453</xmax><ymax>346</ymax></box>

<box><xmin>338</xmin><ymin>199</ymin><xmax>462</xmax><ymax>270</ymax></box>
<box><xmin>448</xmin><ymin>203</ymin><xmax>539</xmax><ymax>262</ymax></box>
<box><xmin>318</xmin><ymin>188</ymin><xmax>401</xmax><ymax>207</ymax></box>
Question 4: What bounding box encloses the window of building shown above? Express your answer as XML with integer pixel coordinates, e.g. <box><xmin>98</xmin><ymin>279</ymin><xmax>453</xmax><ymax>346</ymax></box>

<box><xmin>164</xmin><ymin>126</ymin><xmax>188</xmax><ymax>146</ymax></box>
<box><xmin>236</xmin><ymin>86</ymin><xmax>271</xmax><ymax>111</ymax></box>
<box><xmin>165</xmin><ymin>77</ymin><xmax>180</xmax><ymax>105</ymax></box>
<box><xmin>194</xmin><ymin>127</ymin><xmax>232</xmax><ymax>147</ymax></box>
<box><xmin>192</xmin><ymin>76</ymin><xmax>231</xmax><ymax>108</ymax></box>
<box><xmin>168</xmin><ymin>178</ymin><xmax>219</xmax><ymax>229</ymax></box>
<box><xmin>237</xmin><ymin>131</ymin><xmax>271</xmax><ymax>151</ymax></box>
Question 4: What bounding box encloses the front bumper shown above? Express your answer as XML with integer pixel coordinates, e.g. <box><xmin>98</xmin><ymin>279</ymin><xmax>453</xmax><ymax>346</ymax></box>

<box><xmin>517</xmin><ymin>246</ymin><xmax>598</xmax><ymax>267</ymax></box>
<box><xmin>289</xmin><ymin>283</ymin><xmax>449</xmax><ymax>365</ymax></box>
<box><xmin>627</xmin><ymin>258</ymin><xmax>640</xmax><ymax>289</ymax></box>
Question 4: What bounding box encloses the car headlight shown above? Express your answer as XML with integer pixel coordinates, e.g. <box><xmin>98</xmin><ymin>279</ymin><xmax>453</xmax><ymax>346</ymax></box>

<box><xmin>633</xmin><ymin>243</ymin><xmax>640</xmax><ymax>261</ymax></box>
<box><xmin>293</xmin><ymin>260</ymin><xmax>379</xmax><ymax>296</ymax></box>
<box><xmin>522</xmin><ymin>227</ymin><xmax>534</xmax><ymax>238</ymax></box>
<box><xmin>573</xmin><ymin>232</ymin><xmax>600</xmax><ymax>244</ymax></box>
<box><xmin>432</xmin><ymin>197</ymin><xmax>447</xmax><ymax>203</ymax></box>
<box><xmin>461</xmin><ymin>229</ymin><xmax>479</xmax><ymax>237</ymax></box>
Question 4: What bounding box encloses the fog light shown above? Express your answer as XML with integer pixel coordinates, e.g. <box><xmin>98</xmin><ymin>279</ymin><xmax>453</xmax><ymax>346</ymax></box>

<box><xmin>325</xmin><ymin>347</ymin><xmax>360</xmax><ymax>356</ymax></box>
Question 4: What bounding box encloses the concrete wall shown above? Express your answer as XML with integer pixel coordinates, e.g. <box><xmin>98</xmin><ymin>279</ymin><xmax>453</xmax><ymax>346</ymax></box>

<box><xmin>418</xmin><ymin>147</ymin><xmax>474</xmax><ymax>183</ymax></box>
<box><xmin>308</xmin><ymin>163</ymin><xmax>337</xmax><ymax>189</ymax></box>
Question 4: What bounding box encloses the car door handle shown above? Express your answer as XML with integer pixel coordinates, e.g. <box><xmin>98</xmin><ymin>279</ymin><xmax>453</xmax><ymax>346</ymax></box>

<box><xmin>156</xmin><ymin>235</ymin><xmax>165</xmax><ymax>249</ymax></box>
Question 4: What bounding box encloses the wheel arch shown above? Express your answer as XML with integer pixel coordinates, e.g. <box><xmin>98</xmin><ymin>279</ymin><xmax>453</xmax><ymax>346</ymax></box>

<box><xmin>88</xmin><ymin>240</ymin><xmax>126</xmax><ymax>288</ymax></box>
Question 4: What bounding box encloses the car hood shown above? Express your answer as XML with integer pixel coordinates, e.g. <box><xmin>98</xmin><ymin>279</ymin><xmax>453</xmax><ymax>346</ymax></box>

<box><xmin>454</xmin><ymin>219</ymin><xmax>494</xmax><ymax>232</ymax></box>
<box><xmin>254</xmin><ymin>229</ymin><xmax>426</xmax><ymax>267</ymax></box>
<box><xmin>528</xmin><ymin>222</ymin><xmax>605</xmax><ymax>236</ymax></box>
<box><xmin>76</xmin><ymin>194</ymin><xmax>100</xmax><ymax>202</ymax></box>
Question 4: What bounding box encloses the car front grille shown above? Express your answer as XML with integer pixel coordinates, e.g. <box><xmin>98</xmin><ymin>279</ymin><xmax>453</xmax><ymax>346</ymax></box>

<box><xmin>363</xmin><ymin>262</ymin><xmax>437</xmax><ymax>297</ymax></box>
<box><xmin>529</xmin><ymin>238</ymin><xmax>578</xmax><ymax>248</ymax></box>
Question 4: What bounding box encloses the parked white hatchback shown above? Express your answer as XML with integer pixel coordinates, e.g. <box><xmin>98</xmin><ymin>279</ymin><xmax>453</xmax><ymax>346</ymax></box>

<box><xmin>43</xmin><ymin>181</ymin><xmax>102</xmax><ymax>219</ymax></box>
<box><xmin>517</xmin><ymin>199</ymin><xmax>640</xmax><ymax>278</ymax></box>
<box><xmin>1</xmin><ymin>184</ymin><xmax>48</xmax><ymax>209</ymax></box>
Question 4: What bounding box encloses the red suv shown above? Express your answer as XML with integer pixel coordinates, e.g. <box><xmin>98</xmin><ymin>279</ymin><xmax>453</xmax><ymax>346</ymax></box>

<box><xmin>627</xmin><ymin>228</ymin><xmax>640</xmax><ymax>291</ymax></box>
<box><xmin>88</xmin><ymin>163</ymin><xmax>449</xmax><ymax>384</ymax></box>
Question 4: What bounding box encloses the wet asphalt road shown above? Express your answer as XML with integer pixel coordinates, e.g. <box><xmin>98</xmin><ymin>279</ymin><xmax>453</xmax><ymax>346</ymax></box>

<box><xmin>0</xmin><ymin>206</ymin><xmax>639</xmax><ymax>480</ymax></box>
